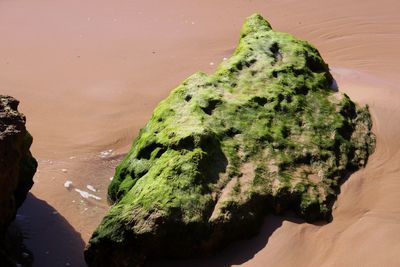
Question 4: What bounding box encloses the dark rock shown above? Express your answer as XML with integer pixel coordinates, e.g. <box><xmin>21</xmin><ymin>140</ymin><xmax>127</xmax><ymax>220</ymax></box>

<box><xmin>0</xmin><ymin>96</ymin><xmax>37</xmax><ymax>266</ymax></box>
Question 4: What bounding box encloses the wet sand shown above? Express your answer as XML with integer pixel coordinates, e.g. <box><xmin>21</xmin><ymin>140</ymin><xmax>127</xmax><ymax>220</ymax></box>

<box><xmin>1</xmin><ymin>0</ymin><xmax>399</xmax><ymax>266</ymax></box>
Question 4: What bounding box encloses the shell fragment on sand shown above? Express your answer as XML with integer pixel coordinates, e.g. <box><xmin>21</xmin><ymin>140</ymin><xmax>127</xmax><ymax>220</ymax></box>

<box><xmin>74</xmin><ymin>189</ymin><xmax>102</xmax><ymax>200</ymax></box>
<box><xmin>86</xmin><ymin>185</ymin><xmax>97</xmax><ymax>192</ymax></box>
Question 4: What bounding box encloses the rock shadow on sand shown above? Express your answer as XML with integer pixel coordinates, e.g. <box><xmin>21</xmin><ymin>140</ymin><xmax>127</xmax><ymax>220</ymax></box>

<box><xmin>145</xmin><ymin>214</ymin><xmax>304</xmax><ymax>267</ymax></box>
<box><xmin>17</xmin><ymin>193</ymin><xmax>86</xmax><ymax>267</ymax></box>
<box><xmin>145</xmin><ymin>169</ymin><xmax>362</xmax><ymax>267</ymax></box>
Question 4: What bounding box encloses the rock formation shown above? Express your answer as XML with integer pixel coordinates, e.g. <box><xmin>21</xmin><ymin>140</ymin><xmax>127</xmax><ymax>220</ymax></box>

<box><xmin>0</xmin><ymin>96</ymin><xmax>37</xmax><ymax>266</ymax></box>
<box><xmin>85</xmin><ymin>14</ymin><xmax>375</xmax><ymax>267</ymax></box>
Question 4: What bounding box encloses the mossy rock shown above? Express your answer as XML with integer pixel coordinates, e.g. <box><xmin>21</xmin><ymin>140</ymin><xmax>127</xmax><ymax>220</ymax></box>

<box><xmin>85</xmin><ymin>14</ymin><xmax>375</xmax><ymax>267</ymax></box>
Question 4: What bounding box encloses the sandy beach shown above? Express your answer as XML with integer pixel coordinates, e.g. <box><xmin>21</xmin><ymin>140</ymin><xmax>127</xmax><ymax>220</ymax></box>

<box><xmin>1</xmin><ymin>0</ymin><xmax>399</xmax><ymax>266</ymax></box>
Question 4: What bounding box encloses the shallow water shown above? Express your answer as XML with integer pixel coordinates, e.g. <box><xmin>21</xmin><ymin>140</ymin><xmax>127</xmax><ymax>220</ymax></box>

<box><xmin>1</xmin><ymin>0</ymin><xmax>399</xmax><ymax>266</ymax></box>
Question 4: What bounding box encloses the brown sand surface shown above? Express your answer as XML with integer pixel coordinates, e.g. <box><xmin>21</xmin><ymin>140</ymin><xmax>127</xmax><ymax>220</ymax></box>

<box><xmin>0</xmin><ymin>0</ymin><xmax>399</xmax><ymax>266</ymax></box>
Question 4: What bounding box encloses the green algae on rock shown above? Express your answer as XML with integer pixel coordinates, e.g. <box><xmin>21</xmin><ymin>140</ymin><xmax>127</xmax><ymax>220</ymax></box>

<box><xmin>85</xmin><ymin>14</ymin><xmax>375</xmax><ymax>267</ymax></box>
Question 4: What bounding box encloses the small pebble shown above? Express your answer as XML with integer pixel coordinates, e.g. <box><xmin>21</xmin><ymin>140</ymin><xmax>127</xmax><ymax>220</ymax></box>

<box><xmin>209</xmin><ymin>62</ymin><xmax>214</xmax><ymax>66</ymax></box>
<box><xmin>64</xmin><ymin>180</ymin><xmax>73</xmax><ymax>189</ymax></box>
<box><xmin>61</xmin><ymin>169</ymin><xmax>68</xmax><ymax>173</ymax></box>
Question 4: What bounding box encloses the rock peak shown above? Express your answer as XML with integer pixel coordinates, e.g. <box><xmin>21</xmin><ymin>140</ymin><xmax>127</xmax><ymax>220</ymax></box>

<box><xmin>240</xmin><ymin>14</ymin><xmax>272</xmax><ymax>38</ymax></box>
